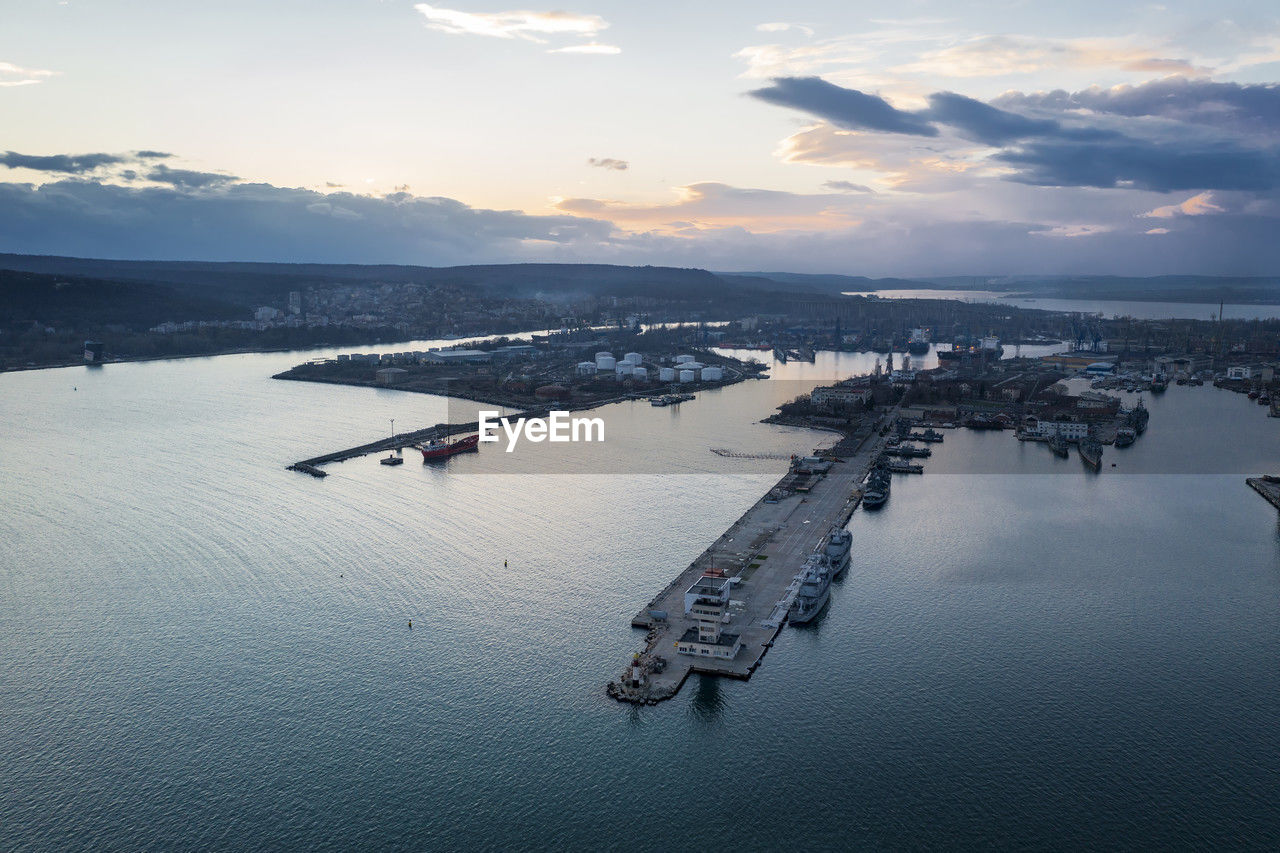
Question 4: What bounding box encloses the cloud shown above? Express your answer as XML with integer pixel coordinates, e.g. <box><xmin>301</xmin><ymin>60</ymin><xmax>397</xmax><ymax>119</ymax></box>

<box><xmin>756</xmin><ymin>22</ymin><xmax>814</xmax><ymax>37</ymax></box>
<box><xmin>823</xmin><ymin>180</ymin><xmax>875</xmax><ymax>193</ymax></box>
<box><xmin>749</xmin><ymin>77</ymin><xmax>938</xmax><ymax>136</ymax></box>
<box><xmin>995</xmin><ymin>140</ymin><xmax>1280</xmax><ymax>192</ymax></box>
<box><xmin>923</xmin><ymin>92</ymin><xmax>1062</xmax><ymax>145</ymax></box>
<box><xmin>1</xmin><ymin>151</ymin><xmax>128</xmax><ymax>173</ymax></box>
<box><xmin>892</xmin><ymin>35</ymin><xmax>1211</xmax><ymax>78</ymax></box>
<box><xmin>1033</xmin><ymin>223</ymin><xmax>1114</xmax><ymax>238</ymax></box>
<box><xmin>0</xmin><ymin>177</ymin><xmax>616</xmax><ymax>265</ymax></box>
<box><xmin>587</xmin><ymin>157</ymin><xmax>628</xmax><ymax>171</ymax></box>
<box><xmin>554</xmin><ymin>181</ymin><xmax>869</xmax><ymax>232</ymax></box>
<box><xmin>0</xmin><ymin>61</ymin><xmax>57</xmax><ymax>87</ymax></box>
<box><xmin>0</xmin><ymin>149</ymin><xmax>174</xmax><ymax>175</ymax></box>
<box><xmin>749</xmin><ymin>77</ymin><xmax>1280</xmax><ymax>193</ymax></box>
<box><xmin>1141</xmin><ymin>191</ymin><xmax>1225</xmax><ymax>218</ymax></box>
<box><xmin>1</xmin><ymin>170</ymin><xmax>1277</xmax><ymax>276</ymax></box>
<box><xmin>1145</xmin><ymin>227</ymin><xmax>1171</xmax><ymax>234</ymax></box>
<box><xmin>145</xmin><ymin>164</ymin><xmax>239</xmax><ymax>189</ymax></box>
<box><xmin>549</xmin><ymin>43</ymin><xmax>620</xmax><ymax>54</ymax></box>
<box><xmin>995</xmin><ymin>79</ymin><xmax>1280</xmax><ymax>135</ymax></box>
<box><xmin>413</xmin><ymin>4</ymin><xmax>606</xmax><ymax>44</ymax></box>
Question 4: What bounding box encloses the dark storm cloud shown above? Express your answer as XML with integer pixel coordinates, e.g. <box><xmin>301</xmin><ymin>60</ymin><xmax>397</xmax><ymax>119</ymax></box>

<box><xmin>994</xmin><ymin>139</ymin><xmax>1280</xmax><ymax>192</ymax></box>
<box><xmin>995</xmin><ymin>79</ymin><xmax>1280</xmax><ymax>133</ymax></box>
<box><xmin>749</xmin><ymin>77</ymin><xmax>939</xmax><ymax>136</ymax></box>
<box><xmin>0</xmin><ymin>179</ymin><xmax>616</xmax><ymax>264</ymax></box>
<box><xmin>145</xmin><ymin>164</ymin><xmax>239</xmax><ymax>188</ymax></box>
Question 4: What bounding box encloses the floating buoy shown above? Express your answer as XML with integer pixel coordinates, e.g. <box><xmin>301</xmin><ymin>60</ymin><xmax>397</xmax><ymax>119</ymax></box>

<box><xmin>504</xmin><ymin>560</ymin><xmax>508</xmax><ymax>568</ymax></box>
<box><xmin>408</xmin><ymin>620</ymin><xmax>413</xmax><ymax>629</ymax></box>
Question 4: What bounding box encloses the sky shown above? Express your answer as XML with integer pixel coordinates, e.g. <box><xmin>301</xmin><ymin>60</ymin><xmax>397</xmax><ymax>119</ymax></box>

<box><xmin>2</xmin><ymin>0</ymin><xmax>1279</xmax><ymax>276</ymax></box>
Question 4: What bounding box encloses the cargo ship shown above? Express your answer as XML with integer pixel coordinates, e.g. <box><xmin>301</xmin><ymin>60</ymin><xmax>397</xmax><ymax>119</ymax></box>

<box><xmin>418</xmin><ymin>434</ymin><xmax>480</xmax><ymax>460</ymax></box>
<box><xmin>1114</xmin><ymin>427</ymin><xmax>1136</xmax><ymax>448</ymax></box>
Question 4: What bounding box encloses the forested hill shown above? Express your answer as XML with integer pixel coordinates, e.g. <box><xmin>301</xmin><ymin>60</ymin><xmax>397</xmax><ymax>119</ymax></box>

<box><xmin>0</xmin><ymin>254</ymin><xmax>809</xmax><ymax>305</ymax></box>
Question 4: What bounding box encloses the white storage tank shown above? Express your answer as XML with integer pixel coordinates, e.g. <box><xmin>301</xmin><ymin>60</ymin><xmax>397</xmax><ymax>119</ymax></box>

<box><xmin>616</xmin><ymin>364</ymin><xmax>633</xmax><ymax>376</ymax></box>
<box><xmin>595</xmin><ymin>351</ymin><xmax>613</xmax><ymax>361</ymax></box>
<box><xmin>679</xmin><ymin>369</ymin><xmax>695</xmax><ymax>383</ymax></box>
<box><xmin>659</xmin><ymin>367</ymin><xmax>677</xmax><ymax>382</ymax></box>
<box><xmin>632</xmin><ymin>367</ymin><xmax>648</xmax><ymax>381</ymax></box>
<box><xmin>596</xmin><ymin>355</ymin><xmax>616</xmax><ymax>371</ymax></box>
<box><xmin>701</xmin><ymin>366</ymin><xmax>723</xmax><ymax>381</ymax></box>
<box><xmin>675</xmin><ymin>354</ymin><xmax>695</xmax><ymax>364</ymax></box>
<box><xmin>681</xmin><ymin>362</ymin><xmax>704</xmax><ymax>371</ymax></box>
<box><xmin>625</xmin><ymin>352</ymin><xmax>643</xmax><ymax>366</ymax></box>
<box><xmin>576</xmin><ymin>361</ymin><xmax>596</xmax><ymax>375</ymax></box>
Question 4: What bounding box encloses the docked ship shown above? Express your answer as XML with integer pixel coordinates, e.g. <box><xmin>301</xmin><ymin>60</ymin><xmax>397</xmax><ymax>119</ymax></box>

<box><xmin>1130</xmin><ymin>398</ymin><xmax>1150</xmax><ymax>434</ymax></box>
<box><xmin>1114</xmin><ymin>426</ymin><xmax>1137</xmax><ymax>448</ymax></box>
<box><xmin>789</xmin><ymin>554</ymin><xmax>833</xmax><ymax>624</ymax></box>
<box><xmin>824</xmin><ymin>528</ymin><xmax>852</xmax><ymax>578</ymax></box>
<box><xmin>862</xmin><ymin>464</ymin><xmax>891</xmax><ymax>509</ymax></box>
<box><xmin>907</xmin><ymin>328</ymin><xmax>931</xmax><ymax>356</ymax></box>
<box><xmin>1150</xmin><ymin>372</ymin><xmax>1168</xmax><ymax>393</ymax></box>
<box><xmin>418</xmin><ymin>434</ymin><xmax>480</xmax><ymax>460</ymax></box>
<box><xmin>1079</xmin><ymin>434</ymin><xmax>1103</xmax><ymax>471</ymax></box>
<box><xmin>1047</xmin><ymin>431</ymin><xmax>1070</xmax><ymax>458</ymax></box>
<box><xmin>937</xmin><ymin>335</ymin><xmax>1003</xmax><ymax>363</ymax></box>
<box><xmin>908</xmin><ymin>429</ymin><xmax>944</xmax><ymax>443</ymax></box>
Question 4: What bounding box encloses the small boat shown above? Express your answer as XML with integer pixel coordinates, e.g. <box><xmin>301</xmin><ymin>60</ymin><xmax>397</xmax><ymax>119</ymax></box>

<box><xmin>418</xmin><ymin>433</ymin><xmax>480</xmax><ymax>460</ymax></box>
<box><xmin>1114</xmin><ymin>427</ymin><xmax>1137</xmax><ymax>448</ymax></box>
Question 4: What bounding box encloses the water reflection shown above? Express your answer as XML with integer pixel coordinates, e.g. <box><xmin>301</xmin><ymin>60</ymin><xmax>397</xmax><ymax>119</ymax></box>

<box><xmin>688</xmin><ymin>674</ymin><xmax>726</xmax><ymax>722</ymax></box>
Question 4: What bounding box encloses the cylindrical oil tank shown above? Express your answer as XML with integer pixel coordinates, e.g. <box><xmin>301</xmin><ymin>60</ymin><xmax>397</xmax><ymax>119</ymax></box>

<box><xmin>701</xmin><ymin>366</ymin><xmax>723</xmax><ymax>381</ymax></box>
<box><xmin>625</xmin><ymin>352</ymin><xmax>643</xmax><ymax>366</ymax></box>
<box><xmin>679</xmin><ymin>369</ymin><xmax>695</xmax><ymax>383</ymax></box>
<box><xmin>659</xmin><ymin>367</ymin><xmax>677</xmax><ymax>382</ymax></box>
<box><xmin>596</xmin><ymin>355</ymin><xmax>616</xmax><ymax>370</ymax></box>
<box><xmin>595</xmin><ymin>351</ymin><xmax>612</xmax><ymax>360</ymax></box>
<box><xmin>675</xmin><ymin>354</ymin><xmax>694</xmax><ymax>364</ymax></box>
<box><xmin>631</xmin><ymin>367</ymin><xmax>648</xmax><ymax>381</ymax></box>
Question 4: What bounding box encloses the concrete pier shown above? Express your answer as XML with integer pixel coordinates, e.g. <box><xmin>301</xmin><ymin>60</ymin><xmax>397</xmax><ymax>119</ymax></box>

<box><xmin>609</xmin><ymin>415</ymin><xmax>895</xmax><ymax>704</ymax></box>
<box><xmin>1246</xmin><ymin>477</ymin><xmax>1280</xmax><ymax>512</ymax></box>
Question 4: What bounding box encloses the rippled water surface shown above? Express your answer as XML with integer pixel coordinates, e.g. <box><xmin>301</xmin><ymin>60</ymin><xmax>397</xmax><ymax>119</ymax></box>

<box><xmin>3</xmin><ymin>340</ymin><xmax>1279</xmax><ymax>850</ymax></box>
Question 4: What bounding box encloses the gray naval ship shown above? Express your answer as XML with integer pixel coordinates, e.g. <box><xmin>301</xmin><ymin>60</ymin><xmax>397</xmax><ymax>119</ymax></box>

<box><xmin>824</xmin><ymin>527</ymin><xmax>852</xmax><ymax>578</ymax></box>
<box><xmin>789</xmin><ymin>554</ymin><xmax>832</xmax><ymax>624</ymax></box>
<box><xmin>790</xmin><ymin>528</ymin><xmax>852</xmax><ymax>624</ymax></box>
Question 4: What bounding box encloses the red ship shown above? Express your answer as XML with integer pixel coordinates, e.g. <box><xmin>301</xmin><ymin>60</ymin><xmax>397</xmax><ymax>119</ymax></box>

<box><xmin>417</xmin><ymin>434</ymin><xmax>480</xmax><ymax>460</ymax></box>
